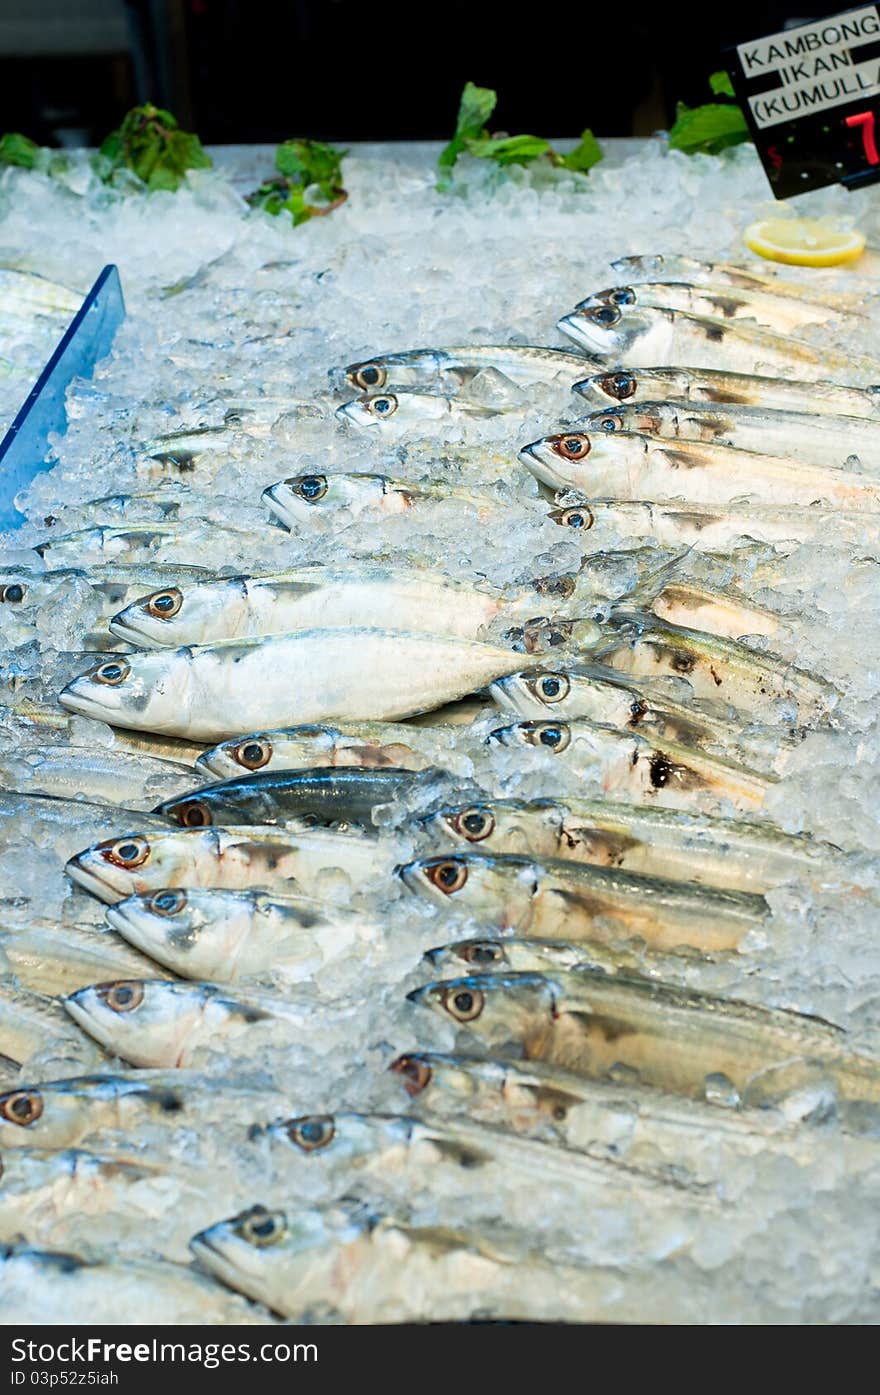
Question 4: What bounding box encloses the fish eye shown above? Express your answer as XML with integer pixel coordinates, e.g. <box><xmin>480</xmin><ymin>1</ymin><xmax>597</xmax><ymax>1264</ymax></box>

<box><xmin>235</xmin><ymin>738</ymin><xmax>272</xmax><ymax>770</ymax></box>
<box><xmin>599</xmin><ymin>371</ymin><xmax>636</xmax><ymax>401</ymax></box>
<box><xmin>91</xmin><ymin>660</ymin><xmax>131</xmax><ymax>686</ymax></box>
<box><xmin>148</xmin><ymin>889</ymin><xmax>187</xmax><ymax>916</ymax></box>
<box><xmin>427</xmin><ymin>859</ymin><xmax>468</xmax><ymax>894</ymax></box>
<box><xmin>596</xmin><ymin>412</ymin><xmax>623</xmax><ymax>433</ymax></box>
<box><xmin>0</xmin><ymin>583</ymin><xmax>25</xmax><ymax>603</ymax></box>
<box><xmin>592</xmin><ymin>305</ymin><xmax>621</xmax><ymax>327</ymax></box>
<box><xmin>145</xmin><ymin>588</ymin><xmax>183</xmax><ymax>620</ymax></box>
<box><xmin>528</xmin><ymin>672</ymin><xmax>570</xmax><ymax>704</ymax></box>
<box><xmin>172</xmin><ymin>800</ymin><xmax>212</xmax><ymax>829</ymax></box>
<box><xmin>354</xmin><ymin>364</ymin><xmax>386</xmax><ymax>390</ymax></box>
<box><xmin>237</xmin><ymin>1207</ymin><xmax>288</xmax><ymax>1248</ymax></box>
<box><xmin>289</xmin><ymin>474</ymin><xmax>328</xmax><ymax>502</ymax></box>
<box><xmin>368</xmin><ymin>394</ymin><xmax>398</xmax><ymax>417</ymax></box>
<box><xmin>450</xmin><ymin>806</ymin><xmax>495</xmax><ymax>842</ymax></box>
<box><xmin>285</xmin><ymin>1115</ymin><xmax>335</xmax><ymax>1152</ymax></box>
<box><xmin>553</xmin><ymin>505</ymin><xmax>594</xmax><ymax>530</ymax></box>
<box><xmin>0</xmin><ymin>1089</ymin><xmax>43</xmax><ymax>1126</ymax></box>
<box><xmin>609</xmin><ymin>287</ymin><xmax>635</xmax><ymax>306</ymax></box>
<box><xmin>97</xmin><ymin>981</ymin><xmax>145</xmax><ymax>1013</ymax></box>
<box><xmin>106</xmin><ymin>837</ymin><xmax>150</xmax><ymax>869</ymax></box>
<box><xmin>462</xmin><ymin>941</ymin><xmax>503</xmax><ymax>966</ymax></box>
<box><xmin>442</xmin><ymin>986</ymin><xmax>485</xmax><ymax>1022</ymax></box>
<box><xmin>525</xmin><ymin>722</ymin><xmax>571</xmax><ymax>752</ymax></box>
<box><xmin>550</xmin><ymin>434</ymin><xmax>590</xmax><ymax>462</ymax></box>
<box><xmin>390</xmin><ymin>1055</ymin><xmax>433</xmax><ymax>1096</ymax></box>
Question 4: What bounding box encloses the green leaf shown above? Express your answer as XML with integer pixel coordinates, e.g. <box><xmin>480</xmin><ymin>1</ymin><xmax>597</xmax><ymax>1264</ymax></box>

<box><xmin>709</xmin><ymin>70</ymin><xmax>736</xmax><ymax>97</ymax></box>
<box><xmin>0</xmin><ymin>132</ymin><xmax>40</xmax><ymax>169</ymax></box>
<box><xmin>437</xmin><ymin>81</ymin><xmax>497</xmax><ymax>185</ymax></box>
<box><xmin>559</xmin><ymin>128</ymin><xmax>603</xmax><ymax>172</ymax></box>
<box><xmin>247</xmin><ymin>138</ymin><xmax>348</xmax><ymax>226</ymax></box>
<box><xmin>97</xmin><ymin>104</ymin><xmax>212</xmax><ymax>191</ymax></box>
<box><xmin>464</xmin><ymin>133</ymin><xmax>550</xmax><ymax>166</ymax></box>
<box><xmin>668</xmin><ymin>101</ymin><xmax>750</xmax><ymax>155</ymax></box>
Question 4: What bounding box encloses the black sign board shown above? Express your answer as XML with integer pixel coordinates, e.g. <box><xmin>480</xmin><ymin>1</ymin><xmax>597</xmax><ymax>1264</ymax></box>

<box><xmin>727</xmin><ymin>4</ymin><xmax>880</xmax><ymax>197</ymax></box>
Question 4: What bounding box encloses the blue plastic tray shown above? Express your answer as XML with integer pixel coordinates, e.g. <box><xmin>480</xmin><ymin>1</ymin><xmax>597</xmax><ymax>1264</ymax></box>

<box><xmin>0</xmin><ymin>264</ymin><xmax>126</xmax><ymax>529</ymax></box>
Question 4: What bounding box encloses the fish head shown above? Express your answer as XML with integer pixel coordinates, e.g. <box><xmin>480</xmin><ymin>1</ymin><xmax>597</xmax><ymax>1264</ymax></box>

<box><xmin>109</xmin><ymin>577</ymin><xmax>245</xmax><ymax>647</ymax></box>
<box><xmin>191</xmin><ymin>1199</ymin><xmax>370</xmax><ymax>1304</ymax></box>
<box><xmin>397</xmin><ymin>851</ymin><xmax>536</xmax><ymax>929</ymax></box>
<box><xmin>571</xmin><ymin>368</ymin><xmax>645</xmax><ymax>406</ymax></box>
<box><xmin>546</xmin><ymin>498</ymin><xmax>597</xmax><ymax>532</ymax></box>
<box><xmin>520</xmin><ymin>427</ymin><xmax>647</xmax><ymax>491</ymax></box>
<box><xmin>558</xmin><ymin>300</ymin><xmax>648</xmax><ymax>355</ymax></box>
<box><xmin>106</xmin><ymin>887</ymin><xmax>242</xmax><ymax>965</ymax></box>
<box><xmin>491</xmin><ymin>667</ymin><xmax>580</xmax><ymax>719</ymax></box>
<box><xmin>63</xmin><ymin>979</ymin><xmax>211</xmax><ymax>1066</ymax></box>
<box><xmin>581</xmin><ymin>403</ymin><xmax>664</xmax><ymax>435</ymax></box>
<box><xmin>195</xmin><ymin>731</ymin><xmax>281</xmax><ymax>779</ymax></box>
<box><xmin>422</xmin><ymin>797</ymin><xmax>561</xmax><ymax>857</ymax></box>
<box><xmin>336</xmin><ymin>392</ymin><xmax>407</xmax><ymax>427</ymax></box>
<box><xmin>58</xmin><ymin>650</ymin><xmax>190</xmax><ymax>733</ymax></box>
<box><xmin>262</xmin><ymin>473</ymin><xmax>389</xmax><ymax>528</ymax></box>
<box><xmin>423</xmin><ymin>938</ymin><xmax>511</xmax><ymax>973</ymax></box>
<box><xmin>488</xmin><ymin>718</ymin><xmax>573</xmax><ymax>757</ymax></box>
<box><xmin>407</xmin><ymin>972</ymin><xmax>557</xmax><ymax>1051</ymax></box>
<box><xmin>66</xmin><ymin>828</ymin><xmax>219</xmax><ymax>902</ymax></box>
<box><xmin>341</xmin><ymin>350</ymin><xmax>447</xmax><ymax>391</ymax></box>
<box><xmin>265</xmin><ymin>1112</ymin><xmax>411</xmax><ymax>1164</ymax></box>
<box><xmin>574</xmin><ymin>285</ymin><xmax>638</xmax><ymax>312</ymax></box>
<box><xmin>389</xmin><ymin>1051</ymin><xmax>492</xmax><ymax>1105</ymax></box>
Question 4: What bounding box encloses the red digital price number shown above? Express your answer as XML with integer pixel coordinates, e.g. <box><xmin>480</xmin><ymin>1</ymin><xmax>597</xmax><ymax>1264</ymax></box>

<box><xmin>846</xmin><ymin>110</ymin><xmax>879</xmax><ymax>165</ymax></box>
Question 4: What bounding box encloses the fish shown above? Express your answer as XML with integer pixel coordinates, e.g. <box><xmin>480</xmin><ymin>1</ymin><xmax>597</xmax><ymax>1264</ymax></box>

<box><xmin>520</xmin><ymin>427</ymin><xmax>880</xmax><ymax>511</ymax></box>
<box><xmin>339</xmin><ymin>345</ymin><xmax>592</xmax><ymax>392</ymax></box>
<box><xmin>190</xmin><ymin>1198</ymin><xmax>716</xmax><ymax>1323</ymax></box>
<box><xmin>581</xmin><ymin>280</ymin><xmax>852</xmax><ymax>333</ymax></box>
<box><xmin>106</xmin><ymin>887</ymin><xmax>380</xmax><ymax>983</ymax></box>
<box><xmin>407</xmin><ymin>970</ymin><xmax>880</xmax><ymax>1105</ymax></box>
<box><xmin>398</xmin><ymin>850</ymin><xmax>767</xmax><ymax>953</ymax></box>
<box><xmin>336</xmin><ymin>389</ymin><xmax>504</xmax><ymax>427</ymax></box>
<box><xmin>490</xmin><ymin>661</ymin><xmax>763</xmax><ymax>758</ymax></box>
<box><xmin>154</xmin><ymin>766</ymin><xmax>439</xmax><ymax>830</ymax></box>
<box><xmin>59</xmin><ymin>630</ymin><xmax>527</xmax><ymax>740</ymax></box>
<box><xmin>63</xmin><ymin>979</ymin><xmax>312</xmax><ymax>1069</ymax></box>
<box><xmin>0</xmin><ymin>1071</ymin><xmax>290</xmax><ymax>1151</ymax></box>
<box><xmin>388</xmin><ymin>1052</ymin><xmax>873</xmax><ymax>1178</ymax></box>
<box><xmin>0</xmin><ymin>924</ymin><xmax>165</xmax><ymax>997</ymax></box>
<box><xmin>624</xmin><ymin>577</ymin><xmax>784</xmax><ymax>644</ymax></box>
<box><xmin>488</xmin><ymin>719</ymin><xmax>775</xmax><ymax>813</ymax></box>
<box><xmin>66</xmin><ymin>824</ymin><xmax>386</xmax><ymax>904</ymax></box>
<box><xmin>422</xmin><ymin>937</ymin><xmax>671</xmax><ymax>979</ymax></box>
<box><xmin>557</xmin><ymin>301</ymin><xmax>880</xmax><ymax>380</ymax></box>
<box><xmin>0</xmin><ymin>1244</ymin><xmax>270</xmax><ymax>1324</ymax></box>
<box><xmin>30</xmin><ymin>522</ymin><xmax>256</xmax><ymax>569</ymax></box>
<box><xmin>547</xmin><ymin>494</ymin><xmax>880</xmax><ymax>552</ymax></box>
<box><xmin>580</xmin><ymin>401</ymin><xmax>880</xmax><ymax>471</ymax></box>
<box><xmin>262</xmin><ymin>473</ymin><xmax>512</xmax><ymax>530</ymax></box>
<box><xmin>0</xmin><ymin>1149</ymin><xmax>163</xmax><ymax>1241</ymax></box>
<box><xmin>195</xmin><ymin>720</ymin><xmax>472</xmax><ymax>780</ymax></box>
<box><xmin>571</xmin><ymin>365</ymin><xmax>880</xmax><ymax>418</ymax></box>
<box><xmin>420</xmin><ymin>796</ymin><xmax>844</xmax><ymax>893</ymax></box>
<box><xmin>595</xmin><ymin>612</ymin><xmax>834</xmax><ymax>723</ymax></box>
<box><xmin>0</xmin><ymin>266</ymin><xmax>83</xmax><ymax>317</ymax></box>
<box><xmin>0</xmin><ymin>744</ymin><xmax>200</xmax><ymax>810</ymax></box>
<box><xmin>611</xmin><ymin>253</ymin><xmax>860</xmax><ymax>309</ymax></box>
<box><xmin>0</xmin><ymin>984</ymin><xmax>107</xmax><ymax>1080</ymax></box>
<box><xmin>108</xmin><ymin>565</ymin><xmax>512</xmax><ymax>647</ymax></box>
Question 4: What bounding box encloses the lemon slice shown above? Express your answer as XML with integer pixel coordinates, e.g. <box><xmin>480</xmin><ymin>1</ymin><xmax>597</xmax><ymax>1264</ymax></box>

<box><xmin>744</xmin><ymin>217</ymin><xmax>866</xmax><ymax>267</ymax></box>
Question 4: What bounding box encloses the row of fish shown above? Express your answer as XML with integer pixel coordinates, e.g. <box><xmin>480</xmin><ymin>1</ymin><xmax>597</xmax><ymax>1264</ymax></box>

<box><xmin>2</xmin><ymin>247</ymin><xmax>880</xmax><ymax>1323</ymax></box>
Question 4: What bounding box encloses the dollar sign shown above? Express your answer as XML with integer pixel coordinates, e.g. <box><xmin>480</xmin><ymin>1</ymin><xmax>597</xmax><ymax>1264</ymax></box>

<box><xmin>767</xmin><ymin>146</ymin><xmax>783</xmax><ymax>169</ymax></box>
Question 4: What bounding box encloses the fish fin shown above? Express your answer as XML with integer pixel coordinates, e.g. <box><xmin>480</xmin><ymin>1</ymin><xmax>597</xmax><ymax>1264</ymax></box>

<box><xmin>618</xmin><ymin>548</ymin><xmax>696</xmax><ymax>611</ymax></box>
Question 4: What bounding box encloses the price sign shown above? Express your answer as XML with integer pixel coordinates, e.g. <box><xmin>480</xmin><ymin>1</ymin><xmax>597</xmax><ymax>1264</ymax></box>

<box><xmin>726</xmin><ymin>4</ymin><xmax>880</xmax><ymax>197</ymax></box>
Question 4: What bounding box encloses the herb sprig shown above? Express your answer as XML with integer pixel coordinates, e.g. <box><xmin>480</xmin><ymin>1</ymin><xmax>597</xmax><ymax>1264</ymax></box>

<box><xmin>248</xmin><ymin>138</ymin><xmax>348</xmax><ymax>225</ymax></box>
<box><xmin>97</xmin><ymin>104</ymin><xmax>212</xmax><ymax>190</ymax></box>
<box><xmin>668</xmin><ymin>72</ymin><xmax>751</xmax><ymax>156</ymax></box>
<box><xmin>438</xmin><ymin>82</ymin><xmax>602</xmax><ymax>188</ymax></box>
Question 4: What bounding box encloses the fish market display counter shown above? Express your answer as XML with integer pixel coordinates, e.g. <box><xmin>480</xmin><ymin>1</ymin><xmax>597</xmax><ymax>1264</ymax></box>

<box><xmin>0</xmin><ymin>138</ymin><xmax>879</xmax><ymax>1325</ymax></box>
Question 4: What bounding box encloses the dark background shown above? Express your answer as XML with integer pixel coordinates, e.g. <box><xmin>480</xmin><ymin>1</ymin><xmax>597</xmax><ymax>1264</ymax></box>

<box><xmin>0</xmin><ymin>1</ymin><xmax>851</xmax><ymax>146</ymax></box>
